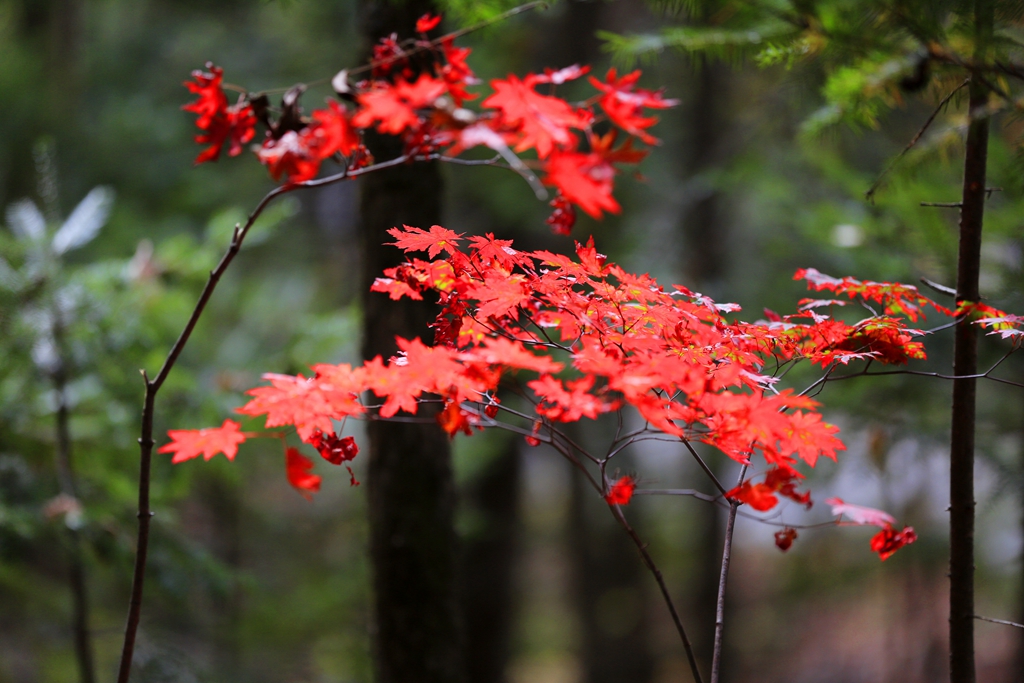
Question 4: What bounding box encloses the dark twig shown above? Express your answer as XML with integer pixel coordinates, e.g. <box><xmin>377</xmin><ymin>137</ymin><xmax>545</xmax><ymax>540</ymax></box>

<box><xmin>974</xmin><ymin>614</ymin><xmax>1024</xmax><ymax>630</ymax></box>
<box><xmin>711</xmin><ymin>464</ymin><xmax>747</xmax><ymax>683</ymax></box>
<box><xmin>50</xmin><ymin>319</ymin><xmax>96</xmax><ymax>683</ymax></box>
<box><xmin>116</xmin><ymin>154</ymin><xmax>424</xmax><ymax>683</ymax></box>
<box><xmin>608</xmin><ymin>503</ymin><xmax>704</xmax><ymax>683</ymax></box>
<box><xmin>920</xmin><ymin>277</ymin><xmax>957</xmax><ymax>297</ymax></box>
<box><xmin>865</xmin><ymin>77</ymin><xmax>970</xmax><ymax>201</ymax></box>
<box><xmin>682</xmin><ymin>439</ymin><xmax>729</xmax><ymax>495</ymax></box>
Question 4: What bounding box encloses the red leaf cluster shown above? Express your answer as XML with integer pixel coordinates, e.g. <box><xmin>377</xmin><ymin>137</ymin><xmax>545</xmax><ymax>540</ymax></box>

<box><xmin>166</xmin><ymin>230</ymin><xmax>934</xmax><ymax>555</ymax></box>
<box><xmin>184</xmin><ymin>14</ymin><xmax>676</xmax><ymax>230</ymax></box>
<box><xmin>726</xmin><ymin>467</ymin><xmax>812</xmax><ymax>512</ymax></box>
<box><xmin>774</xmin><ymin>527</ymin><xmax>798</xmax><ymax>551</ymax></box>
<box><xmin>604</xmin><ymin>476</ymin><xmax>636</xmax><ymax>505</ymax></box>
<box><xmin>182</xmin><ymin>64</ymin><xmax>256</xmax><ymax>164</ymax></box>
<box><xmin>826</xmin><ymin>497</ymin><xmax>917</xmax><ymax>560</ymax></box>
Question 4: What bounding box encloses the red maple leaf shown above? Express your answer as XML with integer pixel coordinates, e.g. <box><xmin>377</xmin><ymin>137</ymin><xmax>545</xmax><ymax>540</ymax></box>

<box><xmin>726</xmin><ymin>481</ymin><xmax>779</xmax><ymax>511</ymax></box>
<box><xmin>825</xmin><ymin>497</ymin><xmax>896</xmax><ymax>527</ymax></box>
<box><xmin>438</xmin><ymin>38</ymin><xmax>478</xmax><ymax>106</ymax></box>
<box><xmin>159</xmin><ymin>419</ymin><xmax>250</xmax><ymax>464</ymax></box>
<box><xmin>416</xmin><ymin>13</ymin><xmax>442</xmax><ymax>33</ymax></box>
<box><xmin>257</xmin><ymin>131</ymin><xmax>321</xmax><ymax>184</ymax></box>
<box><xmin>352</xmin><ymin>74</ymin><xmax>447</xmax><ymax>135</ymax></box>
<box><xmin>308</xmin><ymin>100</ymin><xmax>361</xmax><ymax>158</ymax></box>
<box><xmin>285</xmin><ymin>447</ymin><xmax>321</xmax><ymax>500</ymax></box>
<box><xmin>589</xmin><ymin>68</ymin><xmax>678</xmax><ymax>144</ymax></box>
<box><xmin>528</xmin><ymin>375</ymin><xmax>617</xmax><ymax>422</ymax></box>
<box><xmin>605</xmin><ymin>476</ymin><xmax>636</xmax><ymax>505</ymax></box>
<box><xmin>543</xmin><ymin>150</ymin><xmax>620</xmax><ymax>219</ymax></box>
<box><xmin>387</xmin><ymin>225</ymin><xmax>463</xmax><ymax>258</ymax></box>
<box><xmin>237</xmin><ymin>368</ymin><xmax>365</xmax><ymax>440</ymax></box>
<box><xmin>483</xmin><ymin>74</ymin><xmax>587</xmax><ymax>158</ymax></box>
<box><xmin>870</xmin><ymin>525</ymin><xmax>918</xmax><ymax>561</ymax></box>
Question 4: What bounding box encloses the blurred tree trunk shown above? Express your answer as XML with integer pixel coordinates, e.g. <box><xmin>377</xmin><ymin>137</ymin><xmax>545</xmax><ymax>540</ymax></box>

<box><xmin>359</xmin><ymin>4</ymin><xmax>462</xmax><ymax>683</ymax></box>
<box><xmin>678</xmin><ymin>57</ymin><xmax>732</xmax><ymax>680</ymax></box>
<box><xmin>542</xmin><ymin>3</ymin><xmax>657</xmax><ymax>680</ymax></box>
<box><xmin>460</xmin><ymin>438</ymin><xmax>521</xmax><ymax>683</ymax></box>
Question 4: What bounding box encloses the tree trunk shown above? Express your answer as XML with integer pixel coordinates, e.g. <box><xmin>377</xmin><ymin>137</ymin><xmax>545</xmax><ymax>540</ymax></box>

<box><xmin>359</xmin><ymin>4</ymin><xmax>461</xmax><ymax>683</ymax></box>
<box><xmin>679</xmin><ymin>56</ymin><xmax>731</xmax><ymax>679</ymax></box>
<box><xmin>948</xmin><ymin>2</ymin><xmax>992</xmax><ymax>680</ymax></box>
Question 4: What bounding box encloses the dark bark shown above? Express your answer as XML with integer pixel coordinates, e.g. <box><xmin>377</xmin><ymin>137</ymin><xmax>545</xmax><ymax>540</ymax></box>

<box><xmin>359</xmin><ymin>5</ymin><xmax>461</xmax><ymax>683</ymax></box>
<box><xmin>680</xmin><ymin>59</ymin><xmax>729</xmax><ymax>291</ymax></box>
<box><xmin>949</xmin><ymin>2</ymin><xmax>992</xmax><ymax>680</ymax></box>
<box><xmin>679</xmin><ymin>57</ymin><xmax>731</xmax><ymax>678</ymax></box>
<box><xmin>460</xmin><ymin>438</ymin><xmax>520</xmax><ymax>683</ymax></box>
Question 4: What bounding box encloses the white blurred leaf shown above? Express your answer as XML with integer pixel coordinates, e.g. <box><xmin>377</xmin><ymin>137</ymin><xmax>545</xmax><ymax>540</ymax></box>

<box><xmin>6</xmin><ymin>199</ymin><xmax>46</xmax><ymax>241</ymax></box>
<box><xmin>52</xmin><ymin>187</ymin><xmax>114</xmax><ymax>254</ymax></box>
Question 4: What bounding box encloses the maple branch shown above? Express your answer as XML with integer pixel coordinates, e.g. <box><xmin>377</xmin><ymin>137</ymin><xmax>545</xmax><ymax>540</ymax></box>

<box><xmin>974</xmin><ymin>615</ymin><xmax>1024</xmax><ymax>630</ymax></box>
<box><xmin>608</xmin><ymin>503</ymin><xmax>705</xmax><ymax>683</ymax></box>
<box><xmin>634</xmin><ymin>488</ymin><xmax>721</xmax><ymax>503</ymax></box>
<box><xmin>116</xmin><ymin>152</ymin><xmax>443</xmax><ymax>683</ymax></box>
<box><xmin>682</xmin><ymin>439</ymin><xmax>728</xmax><ymax>496</ymax></box>
<box><xmin>827</xmin><ymin>348</ymin><xmax>1020</xmax><ymax>386</ymax></box>
<box><xmin>711</xmin><ymin>463</ymin><xmax>747</xmax><ymax>683</ymax></box>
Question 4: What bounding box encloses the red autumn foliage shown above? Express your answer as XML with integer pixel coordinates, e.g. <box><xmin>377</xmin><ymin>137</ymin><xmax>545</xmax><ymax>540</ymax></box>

<box><xmin>164</xmin><ymin>225</ymin><xmax>929</xmax><ymax>559</ymax></box>
<box><xmin>285</xmin><ymin>448</ymin><xmax>321</xmax><ymax>500</ymax></box>
<box><xmin>167</xmin><ymin>14</ymin><xmax>939</xmax><ymax>560</ymax></box>
<box><xmin>415</xmin><ymin>13</ymin><xmax>442</xmax><ymax>33</ymax></box>
<box><xmin>774</xmin><ymin>527</ymin><xmax>798</xmax><ymax>551</ymax></box>
<box><xmin>158</xmin><ymin>419</ymin><xmax>249</xmax><ymax>464</ymax></box>
<box><xmin>182</xmin><ymin>14</ymin><xmax>675</xmax><ymax>229</ymax></box>
<box><xmin>589</xmin><ymin>68</ymin><xmax>679</xmax><ymax>144</ymax></box>
<box><xmin>307</xmin><ymin>429</ymin><xmax>359</xmax><ymax>465</ymax></box>
<box><xmin>870</xmin><ymin>525</ymin><xmax>919</xmax><ymax>561</ymax></box>
<box><xmin>726</xmin><ymin>467</ymin><xmax>812</xmax><ymax>512</ymax></box>
<box><xmin>827</xmin><ymin>497</ymin><xmax>917</xmax><ymax>560</ymax></box>
<box><xmin>605</xmin><ymin>476</ymin><xmax>637</xmax><ymax>505</ymax></box>
<box><xmin>182</xmin><ymin>64</ymin><xmax>256</xmax><ymax>164</ymax></box>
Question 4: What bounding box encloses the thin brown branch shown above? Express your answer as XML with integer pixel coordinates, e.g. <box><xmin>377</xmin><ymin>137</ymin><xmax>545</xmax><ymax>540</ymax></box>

<box><xmin>682</xmin><ymin>439</ymin><xmax>729</xmax><ymax>495</ymax></box>
<box><xmin>711</xmin><ymin>464</ymin><xmax>747</xmax><ymax>683</ymax></box>
<box><xmin>608</xmin><ymin>503</ymin><xmax>704</xmax><ymax>683</ymax></box>
<box><xmin>865</xmin><ymin>77</ymin><xmax>970</xmax><ymax>201</ymax></box>
<box><xmin>49</xmin><ymin>315</ymin><xmax>96</xmax><ymax>683</ymax></box>
<box><xmin>974</xmin><ymin>615</ymin><xmax>1024</xmax><ymax>630</ymax></box>
<box><xmin>116</xmin><ymin>154</ymin><xmax>426</xmax><ymax>683</ymax></box>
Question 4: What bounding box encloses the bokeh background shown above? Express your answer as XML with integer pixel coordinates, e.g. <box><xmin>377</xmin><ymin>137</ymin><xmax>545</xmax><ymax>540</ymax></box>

<box><xmin>1</xmin><ymin>1</ymin><xmax>1023</xmax><ymax>682</ymax></box>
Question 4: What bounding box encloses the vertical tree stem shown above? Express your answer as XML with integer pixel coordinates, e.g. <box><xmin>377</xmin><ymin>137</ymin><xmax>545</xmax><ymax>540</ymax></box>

<box><xmin>949</xmin><ymin>2</ymin><xmax>992</xmax><ymax>679</ymax></box>
<box><xmin>710</xmin><ymin>464</ymin><xmax>746</xmax><ymax>683</ymax></box>
<box><xmin>52</xmin><ymin>353</ymin><xmax>96</xmax><ymax>683</ymax></box>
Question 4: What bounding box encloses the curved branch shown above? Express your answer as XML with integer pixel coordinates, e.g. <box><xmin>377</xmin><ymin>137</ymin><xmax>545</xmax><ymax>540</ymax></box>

<box><xmin>115</xmin><ymin>153</ymin><xmax>437</xmax><ymax>683</ymax></box>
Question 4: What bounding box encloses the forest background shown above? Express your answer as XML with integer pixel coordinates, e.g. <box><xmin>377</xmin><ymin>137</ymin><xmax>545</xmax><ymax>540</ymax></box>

<box><xmin>1</xmin><ymin>0</ymin><xmax>1023</xmax><ymax>682</ymax></box>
